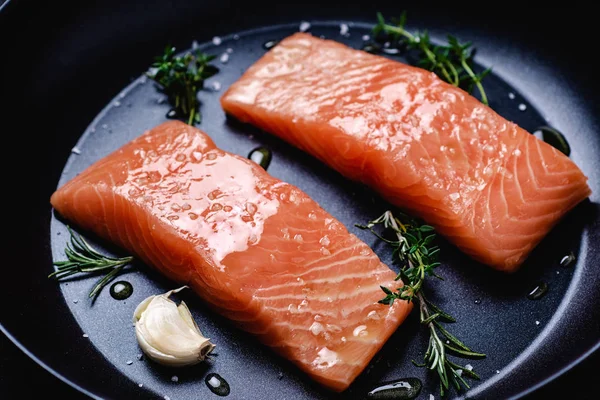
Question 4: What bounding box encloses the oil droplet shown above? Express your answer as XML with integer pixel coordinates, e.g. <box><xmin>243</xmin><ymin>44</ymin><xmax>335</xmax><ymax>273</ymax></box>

<box><xmin>248</xmin><ymin>147</ymin><xmax>272</xmax><ymax>170</ymax></box>
<box><xmin>534</xmin><ymin>126</ymin><xmax>571</xmax><ymax>156</ymax></box>
<box><xmin>527</xmin><ymin>282</ymin><xmax>548</xmax><ymax>300</ymax></box>
<box><xmin>263</xmin><ymin>40</ymin><xmax>279</xmax><ymax>50</ymax></box>
<box><xmin>361</xmin><ymin>44</ymin><xmax>381</xmax><ymax>54</ymax></box>
<box><xmin>560</xmin><ymin>252</ymin><xmax>576</xmax><ymax>267</ymax></box>
<box><xmin>353</xmin><ymin>325</ymin><xmax>368</xmax><ymax>337</ymax></box>
<box><xmin>110</xmin><ymin>281</ymin><xmax>133</xmax><ymax>300</ymax></box>
<box><xmin>205</xmin><ymin>373</ymin><xmax>230</xmax><ymax>396</ymax></box>
<box><xmin>382</xmin><ymin>47</ymin><xmax>400</xmax><ymax>55</ymax></box>
<box><xmin>366</xmin><ymin>377</ymin><xmax>422</xmax><ymax>399</ymax></box>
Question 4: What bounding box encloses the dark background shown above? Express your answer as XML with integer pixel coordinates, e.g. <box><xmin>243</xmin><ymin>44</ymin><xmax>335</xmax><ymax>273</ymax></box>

<box><xmin>1</xmin><ymin>0</ymin><xmax>597</xmax><ymax>398</ymax></box>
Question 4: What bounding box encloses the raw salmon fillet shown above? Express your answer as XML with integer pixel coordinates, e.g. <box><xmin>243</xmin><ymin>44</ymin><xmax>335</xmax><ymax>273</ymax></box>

<box><xmin>50</xmin><ymin>121</ymin><xmax>412</xmax><ymax>391</ymax></box>
<box><xmin>221</xmin><ymin>33</ymin><xmax>592</xmax><ymax>272</ymax></box>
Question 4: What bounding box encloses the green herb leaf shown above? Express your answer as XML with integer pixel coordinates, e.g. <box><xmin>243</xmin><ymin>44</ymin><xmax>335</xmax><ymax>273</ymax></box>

<box><xmin>371</xmin><ymin>12</ymin><xmax>490</xmax><ymax>105</ymax></box>
<box><xmin>49</xmin><ymin>227</ymin><xmax>134</xmax><ymax>299</ymax></box>
<box><xmin>147</xmin><ymin>46</ymin><xmax>219</xmax><ymax>125</ymax></box>
<box><xmin>357</xmin><ymin>211</ymin><xmax>485</xmax><ymax>396</ymax></box>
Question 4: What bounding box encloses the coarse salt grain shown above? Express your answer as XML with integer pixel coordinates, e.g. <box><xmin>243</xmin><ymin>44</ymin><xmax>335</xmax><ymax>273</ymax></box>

<box><xmin>339</xmin><ymin>23</ymin><xmax>349</xmax><ymax>36</ymax></box>
<box><xmin>299</xmin><ymin>21</ymin><xmax>311</xmax><ymax>32</ymax></box>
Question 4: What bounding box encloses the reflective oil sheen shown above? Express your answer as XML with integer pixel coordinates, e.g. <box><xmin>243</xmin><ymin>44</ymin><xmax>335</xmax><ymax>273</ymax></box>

<box><xmin>527</xmin><ymin>282</ymin><xmax>548</xmax><ymax>300</ymax></box>
<box><xmin>205</xmin><ymin>373</ymin><xmax>230</xmax><ymax>396</ymax></box>
<box><xmin>110</xmin><ymin>281</ymin><xmax>133</xmax><ymax>300</ymax></box>
<box><xmin>367</xmin><ymin>377</ymin><xmax>422</xmax><ymax>399</ymax></box>
<box><xmin>116</xmin><ymin>130</ymin><xmax>280</xmax><ymax>268</ymax></box>
<box><xmin>248</xmin><ymin>147</ymin><xmax>272</xmax><ymax>170</ymax></box>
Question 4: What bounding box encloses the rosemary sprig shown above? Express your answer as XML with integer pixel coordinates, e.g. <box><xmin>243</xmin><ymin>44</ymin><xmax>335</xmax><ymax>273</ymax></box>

<box><xmin>357</xmin><ymin>211</ymin><xmax>485</xmax><ymax>396</ymax></box>
<box><xmin>49</xmin><ymin>227</ymin><xmax>134</xmax><ymax>299</ymax></box>
<box><xmin>372</xmin><ymin>12</ymin><xmax>491</xmax><ymax>105</ymax></box>
<box><xmin>147</xmin><ymin>45</ymin><xmax>219</xmax><ymax>125</ymax></box>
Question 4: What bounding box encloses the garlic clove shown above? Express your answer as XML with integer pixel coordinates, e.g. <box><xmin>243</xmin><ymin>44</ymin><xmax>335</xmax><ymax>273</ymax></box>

<box><xmin>133</xmin><ymin>286</ymin><xmax>215</xmax><ymax>367</ymax></box>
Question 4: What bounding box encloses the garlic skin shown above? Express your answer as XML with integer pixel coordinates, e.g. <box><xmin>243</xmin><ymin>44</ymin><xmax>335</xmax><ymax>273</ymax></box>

<box><xmin>133</xmin><ymin>287</ymin><xmax>215</xmax><ymax>367</ymax></box>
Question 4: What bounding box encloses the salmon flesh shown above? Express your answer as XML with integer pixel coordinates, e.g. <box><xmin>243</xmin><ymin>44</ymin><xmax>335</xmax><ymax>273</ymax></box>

<box><xmin>221</xmin><ymin>33</ymin><xmax>592</xmax><ymax>272</ymax></box>
<box><xmin>50</xmin><ymin>121</ymin><xmax>412</xmax><ymax>391</ymax></box>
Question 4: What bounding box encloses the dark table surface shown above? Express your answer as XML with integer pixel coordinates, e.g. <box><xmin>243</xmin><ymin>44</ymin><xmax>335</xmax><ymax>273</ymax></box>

<box><xmin>1</xmin><ymin>330</ymin><xmax>597</xmax><ymax>399</ymax></box>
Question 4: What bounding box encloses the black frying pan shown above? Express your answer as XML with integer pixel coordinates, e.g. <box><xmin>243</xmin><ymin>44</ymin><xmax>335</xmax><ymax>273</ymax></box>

<box><xmin>1</xmin><ymin>1</ymin><xmax>598</xmax><ymax>399</ymax></box>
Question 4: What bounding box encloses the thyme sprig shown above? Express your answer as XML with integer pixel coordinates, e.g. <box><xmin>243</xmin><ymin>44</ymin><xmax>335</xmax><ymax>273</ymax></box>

<box><xmin>372</xmin><ymin>12</ymin><xmax>491</xmax><ymax>105</ymax></box>
<box><xmin>357</xmin><ymin>211</ymin><xmax>485</xmax><ymax>396</ymax></box>
<box><xmin>147</xmin><ymin>46</ymin><xmax>219</xmax><ymax>125</ymax></box>
<box><xmin>49</xmin><ymin>227</ymin><xmax>134</xmax><ymax>299</ymax></box>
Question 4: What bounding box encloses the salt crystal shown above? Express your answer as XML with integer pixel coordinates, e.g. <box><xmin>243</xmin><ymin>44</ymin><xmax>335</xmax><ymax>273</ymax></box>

<box><xmin>126</xmin><ymin>360</ymin><xmax>133</xmax><ymax>365</ymax></box>
<box><xmin>171</xmin><ymin>375</ymin><xmax>179</xmax><ymax>383</ymax></box>
<box><xmin>113</xmin><ymin>101</ymin><xmax>121</xmax><ymax>107</ymax></box>
<box><xmin>137</xmin><ymin>353</ymin><xmax>144</xmax><ymax>360</ymax></box>
<box><xmin>226</xmin><ymin>47</ymin><xmax>233</xmax><ymax>54</ymax></box>
<box><xmin>496</xmin><ymin>370</ymin><xmax>500</xmax><ymax>374</ymax></box>
<box><xmin>82</xmin><ymin>333</ymin><xmax>88</xmax><ymax>338</ymax></box>
<box><xmin>535</xmin><ymin>320</ymin><xmax>540</xmax><ymax>325</ymax></box>
<box><xmin>72</xmin><ymin>299</ymin><xmax>78</xmax><ymax>304</ymax></box>
<box><xmin>220</xmin><ymin>53</ymin><xmax>229</xmax><ymax>63</ymax></box>
<box><xmin>299</xmin><ymin>21</ymin><xmax>311</xmax><ymax>32</ymax></box>
<box><xmin>164</xmin><ymin>396</ymin><xmax>171</xmax><ymax>400</ymax></box>
<box><xmin>339</xmin><ymin>23</ymin><xmax>349</xmax><ymax>36</ymax></box>
<box><xmin>362</xmin><ymin>34</ymin><xmax>370</xmax><ymax>41</ymax></box>
<box><xmin>119</xmin><ymin>92</ymin><xmax>126</xmax><ymax>99</ymax></box>
<box><xmin>192</xmin><ymin>40</ymin><xmax>199</xmax><ymax>49</ymax></box>
<box><xmin>429</xmin><ymin>395</ymin><xmax>435</xmax><ymax>400</ymax></box>
<box><xmin>449</xmin><ymin>192</ymin><xmax>460</xmax><ymax>201</ymax></box>
<box><xmin>212</xmin><ymin>81</ymin><xmax>222</xmax><ymax>91</ymax></box>
<box><xmin>465</xmin><ymin>364</ymin><xmax>473</xmax><ymax>371</ymax></box>
<box><xmin>138</xmin><ymin>383</ymin><xmax>143</xmax><ymax>388</ymax></box>
<box><xmin>212</xmin><ymin>36</ymin><xmax>222</xmax><ymax>46</ymax></box>
<box><xmin>518</xmin><ymin>103</ymin><xmax>527</xmax><ymax>111</ymax></box>
<box><xmin>71</xmin><ymin>147</ymin><xmax>81</xmax><ymax>155</ymax></box>
<box><xmin>508</xmin><ymin>92</ymin><xmax>515</xmax><ymax>99</ymax></box>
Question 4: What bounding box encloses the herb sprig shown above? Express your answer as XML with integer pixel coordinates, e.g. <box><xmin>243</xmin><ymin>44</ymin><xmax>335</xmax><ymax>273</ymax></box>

<box><xmin>372</xmin><ymin>12</ymin><xmax>491</xmax><ymax>105</ymax></box>
<box><xmin>357</xmin><ymin>211</ymin><xmax>485</xmax><ymax>396</ymax></box>
<box><xmin>147</xmin><ymin>46</ymin><xmax>219</xmax><ymax>125</ymax></box>
<box><xmin>49</xmin><ymin>227</ymin><xmax>134</xmax><ymax>299</ymax></box>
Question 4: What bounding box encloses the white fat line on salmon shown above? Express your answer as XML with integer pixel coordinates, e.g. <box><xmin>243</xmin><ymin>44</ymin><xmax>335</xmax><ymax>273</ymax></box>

<box><xmin>255</xmin><ymin>270</ymin><xmax>389</xmax><ymax>294</ymax></box>
<box><xmin>253</xmin><ymin>282</ymin><xmax>387</xmax><ymax>302</ymax></box>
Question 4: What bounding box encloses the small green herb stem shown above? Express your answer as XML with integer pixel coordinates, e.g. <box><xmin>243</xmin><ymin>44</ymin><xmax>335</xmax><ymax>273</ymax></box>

<box><xmin>460</xmin><ymin>58</ymin><xmax>487</xmax><ymax>105</ymax></box>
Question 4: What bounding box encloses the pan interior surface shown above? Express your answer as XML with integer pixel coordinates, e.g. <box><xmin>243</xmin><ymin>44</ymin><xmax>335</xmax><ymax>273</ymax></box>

<box><xmin>47</xmin><ymin>22</ymin><xmax>599</xmax><ymax>400</ymax></box>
